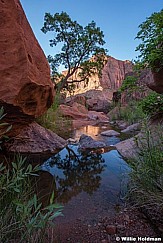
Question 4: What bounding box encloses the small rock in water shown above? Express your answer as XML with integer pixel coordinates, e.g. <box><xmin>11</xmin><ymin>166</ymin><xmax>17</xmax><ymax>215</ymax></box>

<box><xmin>101</xmin><ymin>130</ymin><xmax>120</xmax><ymax>137</ymax></box>
<box><xmin>79</xmin><ymin>134</ymin><xmax>106</xmax><ymax>150</ymax></box>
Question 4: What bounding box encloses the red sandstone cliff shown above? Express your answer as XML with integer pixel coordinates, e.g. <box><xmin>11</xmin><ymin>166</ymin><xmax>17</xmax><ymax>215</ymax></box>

<box><xmin>0</xmin><ymin>0</ymin><xmax>54</xmax><ymax>122</ymax></box>
<box><xmin>62</xmin><ymin>56</ymin><xmax>133</xmax><ymax>96</ymax></box>
<box><xmin>0</xmin><ymin>0</ymin><xmax>66</xmax><ymax>153</ymax></box>
<box><xmin>100</xmin><ymin>56</ymin><xmax>133</xmax><ymax>90</ymax></box>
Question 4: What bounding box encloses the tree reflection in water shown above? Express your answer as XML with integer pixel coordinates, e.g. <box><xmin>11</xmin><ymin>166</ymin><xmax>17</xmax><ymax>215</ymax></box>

<box><xmin>41</xmin><ymin>145</ymin><xmax>106</xmax><ymax>203</ymax></box>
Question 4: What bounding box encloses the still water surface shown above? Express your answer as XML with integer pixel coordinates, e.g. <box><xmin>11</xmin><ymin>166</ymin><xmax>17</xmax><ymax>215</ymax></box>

<box><xmin>40</xmin><ymin>125</ymin><xmax>130</xmax><ymax>225</ymax></box>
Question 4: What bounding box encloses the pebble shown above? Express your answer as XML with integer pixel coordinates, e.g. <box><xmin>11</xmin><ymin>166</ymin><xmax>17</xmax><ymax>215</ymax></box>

<box><xmin>101</xmin><ymin>240</ymin><xmax>108</xmax><ymax>243</ymax></box>
<box><xmin>105</xmin><ymin>225</ymin><xmax>117</xmax><ymax>234</ymax></box>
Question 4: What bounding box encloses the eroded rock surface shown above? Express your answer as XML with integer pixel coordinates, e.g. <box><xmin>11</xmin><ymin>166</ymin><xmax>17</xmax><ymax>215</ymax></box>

<box><xmin>100</xmin><ymin>57</ymin><xmax>133</xmax><ymax>90</ymax></box>
<box><xmin>0</xmin><ymin>0</ymin><xmax>54</xmax><ymax>122</ymax></box>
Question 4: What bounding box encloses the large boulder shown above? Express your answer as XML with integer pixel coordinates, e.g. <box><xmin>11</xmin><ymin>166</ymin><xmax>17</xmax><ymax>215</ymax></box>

<box><xmin>149</xmin><ymin>69</ymin><xmax>163</xmax><ymax>94</ymax></box>
<box><xmin>136</xmin><ymin>68</ymin><xmax>163</xmax><ymax>94</ymax></box>
<box><xmin>4</xmin><ymin>122</ymin><xmax>66</xmax><ymax>154</ymax></box>
<box><xmin>0</xmin><ymin>0</ymin><xmax>67</xmax><ymax>154</ymax></box>
<box><xmin>0</xmin><ymin>0</ymin><xmax>54</xmax><ymax>123</ymax></box>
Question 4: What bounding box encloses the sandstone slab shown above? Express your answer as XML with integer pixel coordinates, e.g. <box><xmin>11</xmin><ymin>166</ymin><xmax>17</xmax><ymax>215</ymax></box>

<box><xmin>4</xmin><ymin>122</ymin><xmax>66</xmax><ymax>154</ymax></box>
<box><xmin>0</xmin><ymin>0</ymin><xmax>54</xmax><ymax>123</ymax></box>
<box><xmin>115</xmin><ymin>137</ymin><xmax>139</xmax><ymax>159</ymax></box>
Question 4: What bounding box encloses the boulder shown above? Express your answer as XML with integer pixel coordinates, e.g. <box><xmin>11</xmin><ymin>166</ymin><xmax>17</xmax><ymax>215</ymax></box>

<box><xmin>59</xmin><ymin>103</ymin><xmax>109</xmax><ymax>122</ymax></box>
<box><xmin>115</xmin><ymin>137</ymin><xmax>139</xmax><ymax>159</ymax></box>
<box><xmin>101</xmin><ymin>130</ymin><xmax>120</xmax><ymax>137</ymax></box>
<box><xmin>121</xmin><ymin>123</ymin><xmax>141</xmax><ymax>134</ymax></box>
<box><xmin>79</xmin><ymin>134</ymin><xmax>106</xmax><ymax>150</ymax></box>
<box><xmin>86</xmin><ymin>98</ymin><xmax>111</xmax><ymax>113</ymax></box>
<box><xmin>59</xmin><ymin>103</ymin><xmax>88</xmax><ymax>120</ymax></box>
<box><xmin>141</xmin><ymin>69</ymin><xmax>163</xmax><ymax>94</ymax></box>
<box><xmin>66</xmin><ymin>95</ymin><xmax>86</xmax><ymax>106</ymax></box>
<box><xmin>88</xmin><ymin>111</ymin><xmax>109</xmax><ymax>123</ymax></box>
<box><xmin>115</xmin><ymin>120</ymin><xmax>129</xmax><ymax>130</ymax></box>
<box><xmin>4</xmin><ymin>122</ymin><xmax>66</xmax><ymax>154</ymax></box>
<box><xmin>0</xmin><ymin>0</ymin><xmax>54</xmax><ymax>124</ymax></box>
<box><xmin>151</xmin><ymin>70</ymin><xmax>163</xmax><ymax>94</ymax></box>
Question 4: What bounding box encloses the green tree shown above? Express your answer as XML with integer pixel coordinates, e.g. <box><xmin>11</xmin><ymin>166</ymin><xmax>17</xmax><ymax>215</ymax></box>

<box><xmin>41</xmin><ymin>12</ymin><xmax>107</xmax><ymax>92</ymax></box>
<box><xmin>135</xmin><ymin>9</ymin><xmax>163</xmax><ymax>71</ymax></box>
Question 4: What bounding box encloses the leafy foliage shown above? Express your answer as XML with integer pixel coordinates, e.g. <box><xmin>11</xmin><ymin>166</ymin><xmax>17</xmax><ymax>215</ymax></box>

<box><xmin>0</xmin><ymin>156</ymin><xmax>63</xmax><ymax>242</ymax></box>
<box><xmin>139</xmin><ymin>92</ymin><xmax>163</xmax><ymax>116</ymax></box>
<box><xmin>41</xmin><ymin>12</ymin><xmax>107</xmax><ymax>91</ymax></box>
<box><xmin>135</xmin><ymin>9</ymin><xmax>163</xmax><ymax>71</ymax></box>
<box><xmin>0</xmin><ymin>107</ymin><xmax>12</xmax><ymax>149</ymax></box>
<box><xmin>119</xmin><ymin>76</ymin><xmax>138</xmax><ymax>93</ymax></box>
<box><xmin>128</xmin><ymin>123</ymin><xmax>163</xmax><ymax>223</ymax></box>
<box><xmin>110</xmin><ymin>101</ymin><xmax>146</xmax><ymax>125</ymax></box>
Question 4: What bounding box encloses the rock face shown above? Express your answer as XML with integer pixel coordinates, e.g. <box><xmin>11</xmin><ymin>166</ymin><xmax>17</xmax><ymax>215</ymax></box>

<box><xmin>66</xmin><ymin>89</ymin><xmax>113</xmax><ymax>113</ymax></box>
<box><xmin>0</xmin><ymin>0</ymin><xmax>54</xmax><ymax>123</ymax></box>
<box><xmin>0</xmin><ymin>0</ymin><xmax>67</xmax><ymax>154</ymax></box>
<box><xmin>4</xmin><ymin>122</ymin><xmax>66</xmax><ymax>154</ymax></box>
<box><xmin>100</xmin><ymin>57</ymin><xmax>133</xmax><ymax>90</ymax></box>
<box><xmin>63</xmin><ymin>56</ymin><xmax>133</xmax><ymax>97</ymax></box>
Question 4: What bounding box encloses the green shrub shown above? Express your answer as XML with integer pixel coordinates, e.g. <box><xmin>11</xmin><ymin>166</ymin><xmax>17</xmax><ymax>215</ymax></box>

<box><xmin>110</xmin><ymin>101</ymin><xmax>146</xmax><ymax>124</ymax></box>
<box><xmin>139</xmin><ymin>92</ymin><xmax>163</xmax><ymax>116</ymax></box>
<box><xmin>0</xmin><ymin>107</ymin><xmax>12</xmax><ymax>149</ymax></box>
<box><xmin>128</xmin><ymin>123</ymin><xmax>163</xmax><ymax>221</ymax></box>
<box><xmin>37</xmin><ymin>106</ymin><xmax>72</xmax><ymax>139</ymax></box>
<box><xmin>0</xmin><ymin>156</ymin><xmax>63</xmax><ymax>242</ymax></box>
<box><xmin>119</xmin><ymin>76</ymin><xmax>138</xmax><ymax>93</ymax></box>
<box><xmin>0</xmin><ymin>107</ymin><xmax>63</xmax><ymax>242</ymax></box>
<box><xmin>135</xmin><ymin>9</ymin><xmax>163</xmax><ymax>72</ymax></box>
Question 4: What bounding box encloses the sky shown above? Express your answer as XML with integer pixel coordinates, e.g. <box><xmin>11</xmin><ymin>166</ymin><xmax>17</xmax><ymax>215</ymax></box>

<box><xmin>20</xmin><ymin>0</ymin><xmax>162</xmax><ymax>62</ymax></box>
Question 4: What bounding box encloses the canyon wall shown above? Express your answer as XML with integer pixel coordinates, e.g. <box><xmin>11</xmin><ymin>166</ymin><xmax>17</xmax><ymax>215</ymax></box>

<box><xmin>63</xmin><ymin>56</ymin><xmax>133</xmax><ymax>96</ymax></box>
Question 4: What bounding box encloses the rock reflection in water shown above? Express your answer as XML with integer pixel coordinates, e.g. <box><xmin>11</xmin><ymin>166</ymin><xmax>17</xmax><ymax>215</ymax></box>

<box><xmin>73</xmin><ymin>125</ymin><xmax>100</xmax><ymax>140</ymax></box>
<box><xmin>41</xmin><ymin>145</ymin><xmax>106</xmax><ymax>203</ymax></box>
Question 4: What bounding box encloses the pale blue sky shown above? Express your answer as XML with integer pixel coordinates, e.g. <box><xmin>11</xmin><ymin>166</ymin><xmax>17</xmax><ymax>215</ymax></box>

<box><xmin>20</xmin><ymin>0</ymin><xmax>162</xmax><ymax>62</ymax></box>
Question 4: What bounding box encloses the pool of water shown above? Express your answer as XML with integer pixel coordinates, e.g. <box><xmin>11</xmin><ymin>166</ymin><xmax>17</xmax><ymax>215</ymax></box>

<box><xmin>39</xmin><ymin>124</ymin><xmax>130</xmax><ymax>225</ymax></box>
<box><xmin>72</xmin><ymin>124</ymin><xmax>121</xmax><ymax>145</ymax></box>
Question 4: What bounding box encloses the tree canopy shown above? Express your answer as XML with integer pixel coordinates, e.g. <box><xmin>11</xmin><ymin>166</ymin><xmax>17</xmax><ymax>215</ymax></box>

<box><xmin>41</xmin><ymin>12</ymin><xmax>107</xmax><ymax>92</ymax></box>
<box><xmin>135</xmin><ymin>9</ymin><xmax>163</xmax><ymax>72</ymax></box>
